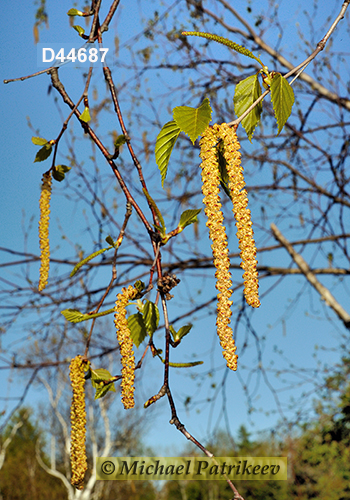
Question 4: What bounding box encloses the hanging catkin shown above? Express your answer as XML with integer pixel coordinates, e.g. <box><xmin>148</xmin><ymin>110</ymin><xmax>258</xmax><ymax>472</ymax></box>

<box><xmin>216</xmin><ymin>123</ymin><xmax>260</xmax><ymax>308</ymax></box>
<box><xmin>69</xmin><ymin>355</ymin><xmax>88</xmax><ymax>489</ymax></box>
<box><xmin>114</xmin><ymin>285</ymin><xmax>138</xmax><ymax>408</ymax></box>
<box><xmin>38</xmin><ymin>171</ymin><xmax>52</xmax><ymax>291</ymax></box>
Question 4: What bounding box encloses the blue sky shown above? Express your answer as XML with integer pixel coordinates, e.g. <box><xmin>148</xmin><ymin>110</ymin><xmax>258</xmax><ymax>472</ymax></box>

<box><xmin>1</xmin><ymin>0</ymin><xmax>350</xmax><ymax>456</ymax></box>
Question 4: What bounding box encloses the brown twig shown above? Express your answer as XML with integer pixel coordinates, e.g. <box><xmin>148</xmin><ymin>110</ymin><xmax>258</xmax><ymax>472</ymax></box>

<box><xmin>49</xmin><ymin>68</ymin><xmax>154</xmax><ymax>236</ymax></box>
<box><xmin>166</xmin><ymin>387</ymin><xmax>245</xmax><ymax>500</ymax></box>
<box><xmin>100</xmin><ymin>0</ymin><xmax>121</xmax><ymax>33</ymax></box>
<box><xmin>271</xmin><ymin>223</ymin><xmax>350</xmax><ymax>329</ymax></box>
<box><xmin>103</xmin><ymin>67</ymin><xmax>161</xmax><ymax>226</ymax></box>
<box><xmin>84</xmin><ymin>202</ymin><xmax>133</xmax><ymax>356</ymax></box>
<box><xmin>219</xmin><ymin>0</ymin><xmax>350</xmax><ymax>119</ymax></box>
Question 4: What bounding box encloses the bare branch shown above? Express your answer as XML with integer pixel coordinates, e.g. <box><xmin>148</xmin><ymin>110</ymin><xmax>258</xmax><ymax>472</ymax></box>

<box><xmin>271</xmin><ymin>223</ymin><xmax>350</xmax><ymax>329</ymax></box>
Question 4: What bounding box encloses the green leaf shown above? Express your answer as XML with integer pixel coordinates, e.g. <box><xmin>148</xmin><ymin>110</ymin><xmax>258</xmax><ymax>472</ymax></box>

<box><xmin>155</xmin><ymin>120</ymin><xmax>180</xmax><ymax>187</ymax></box>
<box><xmin>171</xmin><ymin>324</ymin><xmax>193</xmax><ymax>342</ymax></box>
<box><xmin>178</xmin><ymin>209</ymin><xmax>201</xmax><ymax>230</ymax></box>
<box><xmin>105</xmin><ymin>235</ymin><xmax>115</xmax><ymax>246</ymax></box>
<box><xmin>32</xmin><ymin>136</ymin><xmax>48</xmax><ymax>146</ymax></box>
<box><xmin>128</xmin><ymin>313</ymin><xmax>148</xmax><ymax>348</ymax></box>
<box><xmin>80</xmin><ymin>107</ymin><xmax>91</xmax><ymax>123</ymax></box>
<box><xmin>91</xmin><ymin>368</ymin><xmax>116</xmax><ymax>399</ymax></box>
<box><xmin>61</xmin><ymin>309</ymin><xmax>89</xmax><ymax>323</ymax></box>
<box><xmin>173</xmin><ymin>97</ymin><xmax>212</xmax><ymax>144</ymax></box>
<box><xmin>114</xmin><ymin>134</ymin><xmax>127</xmax><ymax>148</ymax></box>
<box><xmin>142</xmin><ymin>188</ymin><xmax>166</xmax><ymax>234</ymax></box>
<box><xmin>142</xmin><ymin>301</ymin><xmax>160</xmax><ymax>336</ymax></box>
<box><xmin>182</xmin><ymin>32</ymin><xmax>263</xmax><ymax>66</ymax></box>
<box><xmin>70</xmin><ymin>246</ymin><xmax>113</xmax><ymax>277</ymax></box>
<box><xmin>94</xmin><ymin>384</ymin><xmax>116</xmax><ymax>399</ymax></box>
<box><xmin>134</xmin><ymin>280</ymin><xmax>145</xmax><ymax>294</ymax></box>
<box><xmin>73</xmin><ymin>25</ymin><xmax>85</xmax><ymax>37</ymax></box>
<box><xmin>234</xmin><ymin>74</ymin><xmax>262</xmax><ymax>141</ymax></box>
<box><xmin>270</xmin><ymin>73</ymin><xmax>295</xmax><ymax>135</ymax></box>
<box><xmin>34</xmin><ymin>143</ymin><xmax>52</xmax><ymax>163</ymax></box>
<box><xmin>91</xmin><ymin>368</ymin><xmax>113</xmax><ymax>385</ymax></box>
<box><xmin>217</xmin><ymin>143</ymin><xmax>231</xmax><ymax>199</ymax></box>
<box><xmin>67</xmin><ymin>8</ymin><xmax>84</xmax><ymax>16</ymax></box>
<box><xmin>52</xmin><ymin>164</ymin><xmax>71</xmax><ymax>182</ymax></box>
<box><xmin>61</xmin><ymin>308</ymin><xmax>114</xmax><ymax>323</ymax></box>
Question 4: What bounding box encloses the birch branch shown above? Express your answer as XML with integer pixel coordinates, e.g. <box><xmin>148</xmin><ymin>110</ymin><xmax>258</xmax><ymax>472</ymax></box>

<box><xmin>271</xmin><ymin>223</ymin><xmax>350</xmax><ymax>329</ymax></box>
<box><xmin>218</xmin><ymin>0</ymin><xmax>350</xmax><ymax>112</ymax></box>
<box><xmin>0</xmin><ymin>419</ymin><xmax>24</xmax><ymax>470</ymax></box>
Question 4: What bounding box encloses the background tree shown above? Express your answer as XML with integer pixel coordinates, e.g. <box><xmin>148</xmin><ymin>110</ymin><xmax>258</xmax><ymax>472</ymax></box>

<box><xmin>0</xmin><ymin>409</ymin><xmax>66</xmax><ymax>500</ymax></box>
<box><xmin>288</xmin><ymin>355</ymin><xmax>350</xmax><ymax>499</ymax></box>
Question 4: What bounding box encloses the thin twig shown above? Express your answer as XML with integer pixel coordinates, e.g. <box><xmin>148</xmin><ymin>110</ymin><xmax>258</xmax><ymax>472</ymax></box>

<box><xmin>271</xmin><ymin>223</ymin><xmax>350</xmax><ymax>329</ymax></box>
<box><xmin>219</xmin><ymin>0</ymin><xmax>350</xmax><ymax>116</ymax></box>
<box><xmin>84</xmin><ymin>202</ymin><xmax>133</xmax><ymax>356</ymax></box>
<box><xmin>49</xmin><ymin>68</ymin><xmax>154</xmax><ymax>235</ymax></box>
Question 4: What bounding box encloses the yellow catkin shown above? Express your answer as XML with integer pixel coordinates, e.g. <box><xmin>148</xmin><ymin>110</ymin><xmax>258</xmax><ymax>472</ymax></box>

<box><xmin>216</xmin><ymin>123</ymin><xmax>260</xmax><ymax>309</ymax></box>
<box><xmin>69</xmin><ymin>355</ymin><xmax>88</xmax><ymax>489</ymax></box>
<box><xmin>199</xmin><ymin>126</ymin><xmax>238</xmax><ymax>371</ymax></box>
<box><xmin>38</xmin><ymin>171</ymin><xmax>52</xmax><ymax>291</ymax></box>
<box><xmin>114</xmin><ymin>285</ymin><xmax>138</xmax><ymax>408</ymax></box>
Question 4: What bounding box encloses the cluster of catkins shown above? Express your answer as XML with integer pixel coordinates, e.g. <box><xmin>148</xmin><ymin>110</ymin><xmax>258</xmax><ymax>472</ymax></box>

<box><xmin>66</xmin><ymin>122</ymin><xmax>259</xmax><ymax>489</ymax></box>
<box><xmin>199</xmin><ymin>123</ymin><xmax>260</xmax><ymax>371</ymax></box>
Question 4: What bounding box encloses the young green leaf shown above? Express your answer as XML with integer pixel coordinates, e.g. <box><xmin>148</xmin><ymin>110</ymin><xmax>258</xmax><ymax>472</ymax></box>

<box><xmin>114</xmin><ymin>134</ymin><xmax>127</xmax><ymax>148</ymax></box>
<box><xmin>73</xmin><ymin>25</ymin><xmax>85</xmax><ymax>37</ymax></box>
<box><xmin>91</xmin><ymin>368</ymin><xmax>116</xmax><ymax>399</ymax></box>
<box><xmin>61</xmin><ymin>309</ymin><xmax>87</xmax><ymax>323</ymax></box>
<box><xmin>134</xmin><ymin>280</ymin><xmax>145</xmax><ymax>294</ymax></box>
<box><xmin>270</xmin><ymin>73</ymin><xmax>295</xmax><ymax>135</ymax></box>
<box><xmin>90</xmin><ymin>368</ymin><xmax>114</xmax><ymax>386</ymax></box>
<box><xmin>178</xmin><ymin>209</ymin><xmax>201</xmax><ymax>230</ymax></box>
<box><xmin>173</xmin><ymin>97</ymin><xmax>212</xmax><ymax>144</ymax></box>
<box><xmin>32</xmin><ymin>136</ymin><xmax>48</xmax><ymax>146</ymax></box>
<box><xmin>217</xmin><ymin>143</ymin><xmax>232</xmax><ymax>199</ymax></box>
<box><xmin>142</xmin><ymin>300</ymin><xmax>160</xmax><ymax>336</ymax></box>
<box><xmin>142</xmin><ymin>188</ymin><xmax>166</xmax><ymax>233</ymax></box>
<box><xmin>94</xmin><ymin>384</ymin><xmax>116</xmax><ymax>399</ymax></box>
<box><xmin>34</xmin><ymin>143</ymin><xmax>52</xmax><ymax>163</ymax></box>
<box><xmin>182</xmin><ymin>32</ymin><xmax>263</xmax><ymax>66</ymax></box>
<box><xmin>171</xmin><ymin>324</ymin><xmax>193</xmax><ymax>342</ymax></box>
<box><xmin>80</xmin><ymin>107</ymin><xmax>91</xmax><ymax>123</ymax></box>
<box><xmin>67</xmin><ymin>8</ymin><xmax>84</xmax><ymax>16</ymax></box>
<box><xmin>52</xmin><ymin>164</ymin><xmax>71</xmax><ymax>182</ymax></box>
<box><xmin>234</xmin><ymin>74</ymin><xmax>262</xmax><ymax>141</ymax></box>
<box><xmin>155</xmin><ymin>120</ymin><xmax>181</xmax><ymax>187</ymax></box>
<box><xmin>61</xmin><ymin>307</ymin><xmax>114</xmax><ymax>323</ymax></box>
<box><xmin>128</xmin><ymin>313</ymin><xmax>148</xmax><ymax>348</ymax></box>
<box><xmin>105</xmin><ymin>235</ymin><xmax>115</xmax><ymax>246</ymax></box>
